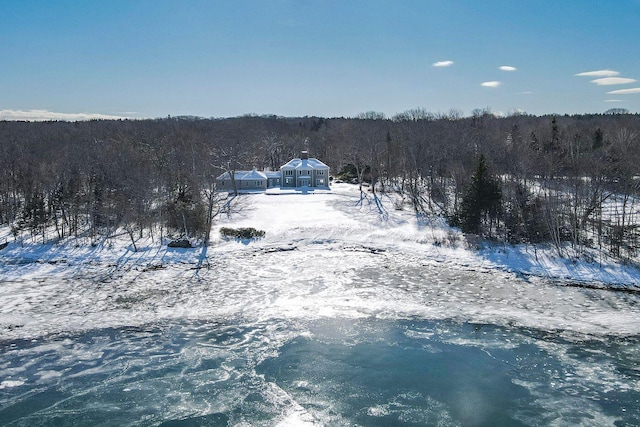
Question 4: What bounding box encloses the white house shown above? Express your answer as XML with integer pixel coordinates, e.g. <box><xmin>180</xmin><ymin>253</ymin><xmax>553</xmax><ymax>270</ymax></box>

<box><xmin>215</xmin><ymin>151</ymin><xmax>329</xmax><ymax>193</ymax></box>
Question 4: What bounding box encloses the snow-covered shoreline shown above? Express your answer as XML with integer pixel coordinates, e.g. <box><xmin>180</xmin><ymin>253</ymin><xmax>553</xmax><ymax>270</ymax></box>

<box><xmin>2</xmin><ymin>183</ymin><xmax>640</xmax><ymax>341</ymax></box>
<box><xmin>3</xmin><ymin>183</ymin><xmax>639</xmax><ymax>286</ymax></box>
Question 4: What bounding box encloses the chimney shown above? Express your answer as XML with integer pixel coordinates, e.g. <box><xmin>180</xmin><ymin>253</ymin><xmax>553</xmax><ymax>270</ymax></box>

<box><xmin>301</xmin><ymin>150</ymin><xmax>309</xmax><ymax>159</ymax></box>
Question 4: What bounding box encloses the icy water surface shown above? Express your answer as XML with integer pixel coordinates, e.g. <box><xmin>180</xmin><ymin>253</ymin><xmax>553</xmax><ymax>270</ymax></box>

<box><xmin>1</xmin><ymin>317</ymin><xmax>639</xmax><ymax>426</ymax></box>
<box><xmin>2</xmin><ymin>246</ymin><xmax>640</xmax><ymax>425</ymax></box>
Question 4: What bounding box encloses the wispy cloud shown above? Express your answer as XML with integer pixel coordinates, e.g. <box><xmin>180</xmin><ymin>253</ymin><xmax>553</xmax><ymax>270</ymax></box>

<box><xmin>0</xmin><ymin>109</ymin><xmax>129</xmax><ymax>121</ymax></box>
<box><xmin>591</xmin><ymin>77</ymin><xmax>637</xmax><ymax>85</ymax></box>
<box><xmin>481</xmin><ymin>81</ymin><xmax>501</xmax><ymax>88</ymax></box>
<box><xmin>606</xmin><ymin>88</ymin><xmax>640</xmax><ymax>95</ymax></box>
<box><xmin>604</xmin><ymin>99</ymin><xmax>623</xmax><ymax>102</ymax></box>
<box><xmin>575</xmin><ymin>69</ymin><xmax>620</xmax><ymax>77</ymax></box>
<box><xmin>432</xmin><ymin>60</ymin><xmax>454</xmax><ymax>67</ymax></box>
<box><xmin>499</xmin><ymin>66</ymin><xmax>517</xmax><ymax>72</ymax></box>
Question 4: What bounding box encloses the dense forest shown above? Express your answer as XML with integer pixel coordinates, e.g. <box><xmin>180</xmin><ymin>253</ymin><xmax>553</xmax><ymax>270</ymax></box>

<box><xmin>1</xmin><ymin>110</ymin><xmax>639</xmax><ymax>260</ymax></box>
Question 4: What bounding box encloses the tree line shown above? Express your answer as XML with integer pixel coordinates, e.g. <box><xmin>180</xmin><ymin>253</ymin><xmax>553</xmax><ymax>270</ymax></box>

<box><xmin>0</xmin><ymin>111</ymin><xmax>639</xmax><ymax>259</ymax></box>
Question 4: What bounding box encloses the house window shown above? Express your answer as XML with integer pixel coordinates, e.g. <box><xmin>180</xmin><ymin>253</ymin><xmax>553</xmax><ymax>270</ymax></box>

<box><xmin>317</xmin><ymin>170</ymin><xmax>324</xmax><ymax>175</ymax></box>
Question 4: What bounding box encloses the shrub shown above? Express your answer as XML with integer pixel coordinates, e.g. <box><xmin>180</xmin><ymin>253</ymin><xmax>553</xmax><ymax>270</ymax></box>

<box><xmin>220</xmin><ymin>227</ymin><xmax>265</xmax><ymax>240</ymax></box>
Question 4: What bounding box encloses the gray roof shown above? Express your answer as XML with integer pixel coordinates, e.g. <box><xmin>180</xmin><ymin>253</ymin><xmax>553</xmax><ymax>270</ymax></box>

<box><xmin>216</xmin><ymin>157</ymin><xmax>329</xmax><ymax>181</ymax></box>
<box><xmin>280</xmin><ymin>157</ymin><xmax>329</xmax><ymax>170</ymax></box>
<box><xmin>216</xmin><ymin>170</ymin><xmax>267</xmax><ymax>181</ymax></box>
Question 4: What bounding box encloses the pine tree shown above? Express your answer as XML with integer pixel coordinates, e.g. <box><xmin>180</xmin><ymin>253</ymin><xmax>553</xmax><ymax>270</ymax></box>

<box><xmin>458</xmin><ymin>155</ymin><xmax>502</xmax><ymax>235</ymax></box>
<box><xmin>593</xmin><ymin>128</ymin><xmax>604</xmax><ymax>150</ymax></box>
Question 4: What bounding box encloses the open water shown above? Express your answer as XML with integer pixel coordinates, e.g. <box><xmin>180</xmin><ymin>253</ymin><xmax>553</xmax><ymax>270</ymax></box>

<box><xmin>1</xmin><ymin>316</ymin><xmax>639</xmax><ymax>426</ymax></box>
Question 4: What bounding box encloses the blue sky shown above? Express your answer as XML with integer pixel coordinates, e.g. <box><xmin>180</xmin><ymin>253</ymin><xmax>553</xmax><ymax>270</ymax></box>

<box><xmin>1</xmin><ymin>0</ymin><xmax>639</xmax><ymax>120</ymax></box>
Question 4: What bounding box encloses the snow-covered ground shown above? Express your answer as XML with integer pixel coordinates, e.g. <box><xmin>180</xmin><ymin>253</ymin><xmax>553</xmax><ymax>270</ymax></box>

<box><xmin>1</xmin><ymin>183</ymin><xmax>640</xmax><ymax>342</ymax></box>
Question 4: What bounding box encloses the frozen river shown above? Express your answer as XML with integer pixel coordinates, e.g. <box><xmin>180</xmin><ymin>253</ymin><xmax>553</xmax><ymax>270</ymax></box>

<box><xmin>2</xmin><ymin>188</ymin><xmax>640</xmax><ymax>425</ymax></box>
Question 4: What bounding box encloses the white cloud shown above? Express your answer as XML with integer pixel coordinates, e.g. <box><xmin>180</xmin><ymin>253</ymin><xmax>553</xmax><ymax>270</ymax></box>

<box><xmin>481</xmin><ymin>81</ymin><xmax>501</xmax><ymax>88</ymax></box>
<box><xmin>606</xmin><ymin>88</ymin><xmax>640</xmax><ymax>95</ymax></box>
<box><xmin>0</xmin><ymin>109</ymin><xmax>129</xmax><ymax>121</ymax></box>
<box><xmin>575</xmin><ymin>69</ymin><xmax>620</xmax><ymax>77</ymax></box>
<box><xmin>499</xmin><ymin>66</ymin><xmax>517</xmax><ymax>71</ymax></box>
<box><xmin>604</xmin><ymin>99</ymin><xmax>623</xmax><ymax>102</ymax></box>
<box><xmin>432</xmin><ymin>60</ymin><xmax>454</xmax><ymax>67</ymax></box>
<box><xmin>591</xmin><ymin>77</ymin><xmax>637</xmax><ymax>85</ymax></box>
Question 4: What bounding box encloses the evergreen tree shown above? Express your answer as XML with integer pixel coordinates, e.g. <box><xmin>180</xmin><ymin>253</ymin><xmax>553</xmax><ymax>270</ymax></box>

<box><xmin>593</xmin><ymin>128</ymin><xmax>604</xmax><ymax>150</ymax></box>
<box><xmin>458</xmin><ymin>155</ymin><xmax>502</xmax><ymax>234</ymax></box>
